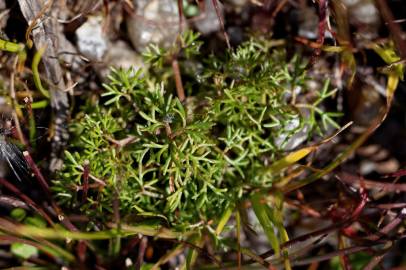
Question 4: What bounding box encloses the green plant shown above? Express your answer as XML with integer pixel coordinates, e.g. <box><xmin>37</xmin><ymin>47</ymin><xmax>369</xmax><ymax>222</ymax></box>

<box><xmin>52</xmin><ymin>32</ymin><xmax>339</xmax><ymax>232</ymax></box>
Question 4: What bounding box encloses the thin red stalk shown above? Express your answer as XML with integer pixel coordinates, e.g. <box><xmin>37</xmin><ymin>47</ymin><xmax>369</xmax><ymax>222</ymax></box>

<box><xmin>236</xmin><ymin>214</ymin><xmax>241</xmax><ymax>270</ymax></box>
<box><xmin>166</xmin><ymin>238</ymin><xmax>226</xmax><ymax>268</ymax></box>
<box><xmin>270</xmin><ymin>0</ymin><xmax>288</xmax><ymax>20</ymax></box>
<box><xmin>135</xmin><ymin>237</ymin><xmax>148</xmax><ymax>270</ymax></box>
<box><xmin>121</xmin><ymin>236</ymin><xmax>141</xmax><ymax>256</ymax></box>
<box><xmin>211</xmin><ymin>0</ymin><xmax>230</xmax><ymax>49</ymax></box>
<box><xmin>103</xmin><ymin>0</ymin><xmax>109</xmax><ymax>15</ymax></box>
<box><xmin>284</xmin><ymin>198</ymin><xmax>322</xmax><ymax>218</ymax></box>
<box><xmin>22</xmin><ymin>152</ymin><xmax>79</xmax><ymax>232</ymax></box>
<box><xmin>338</xmin><ymin>172</ymin><xmax>406</xmax><ymax>192</ymax></box>
<box><xmin>314</xmin><ymin>0</ymin><xmax>328</xmax><ymax>58</ymax></box>
<box><xmin>50</xmin><ymin>200</ymin><xmax>79</xmax><ymax>232</ymax></box>
<box><xmin>363</xmin><ymin>253</ymin><xmax>386</xmax><ymax>270</ymax></box>
<box><xmin>350</xmin><ymin>186</ymin><xmax>368</xmax><ymax>219</ymax></box>
<box><xmin>383</xmin><ymin>169</ymin><xmax>406</xmax><ymax>178</ymax></box>
<box><xmin>366</xmin><ymin>209</ymin><xmax>406</xmax><ymax>241</ymax></box>
<box><xmin>113</xmin><ymin>190</ymin><xmax>121</xmax><ymax>227</ymax></box>
<box><xmin>122</xmin><ymin>0</ymin><xmax>135</xmax><ymax>15</ymax></box>
<box><xmin>375</xmin><ymin>0</ymin><xmax>406</xmax><ymax>59</ymax></box>
<box><xmin>0</xmin><ymin>195</ymin><xmax>28</xmax><ymax>209</ymax></box>
<box><xmin>341</xmin><ymin>254</ymin><xmax>352</xmax><ymax>270</ymax></box>
<box><xmin>291</xmin><ymin>246</ymin><xmax>371</xmax><ymax>266</ymax></box>
<box><xmin>82</xmin><ymin>160</ymin><xmax>90</xmax><ymax>203</ymax></box>
<box><xmin>258</xmin><ymin>226</ymin><xmax>338</xmax><ymax>260</ymax></box>
<box><xmin>177</xmin><ymin>0</ymin><xmax>184</xmax><ymax>32</ymax></box>
<box><xmin>77</xmin><ymin>240</ymin><xmax>87</xmax><ymax>264</ymax></box>
<box><xmin>258</xmin><ymin>188</ymin><xmax>368</xmax><ymax>261</ymax></box>
<box><xmin>184</xmin><ymin>240</ymin><xmax>226</xmax><ymax>268</ymax></box>
<box><xmin>375</xmin><ymin>203</ymin><xmax>406</xmax><ymax>210</ymax></box>
<box><xmin>0</xmin><ymin>178</ymin><xmax>53</xmax><ymax>225</ymax></box>
<box><xmin>172</xmin><ymin>59</ymin><xmax>185</xmax><ymax>102</ymax></box>
<box><xmin>102</xmin><ymin>0</ymin><xmax>111</xmax><ymax>33</ymax></box>
<box><xmin>23</xmin><ymin>151</ymin><xmax>50</xmax><ymax>194</ymax></box>
<box><xmin>339</xmin><ymin>236</ymin><xmax>353</xmax><ymax>270</ymax></box>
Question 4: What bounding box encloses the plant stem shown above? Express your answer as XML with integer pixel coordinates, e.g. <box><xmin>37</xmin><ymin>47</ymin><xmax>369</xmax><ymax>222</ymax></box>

<box><xmin>172</xmin><ymin>58</ymin><xmax>185</xmax><ymax>102</ymax></box>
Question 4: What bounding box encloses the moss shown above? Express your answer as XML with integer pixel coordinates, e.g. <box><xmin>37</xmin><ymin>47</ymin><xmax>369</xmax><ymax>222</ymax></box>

<box><xmin>52</xmin><ymin>32</ymin><xmax>339</xmax><ymax>230</ymax></box>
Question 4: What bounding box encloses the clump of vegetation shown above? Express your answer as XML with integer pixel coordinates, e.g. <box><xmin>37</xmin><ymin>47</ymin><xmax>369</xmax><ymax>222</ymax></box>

<box><xmin>2</xmin><ymin>0</ymin><xmax>406</xmax><ymax>267</ymax></box>
<box><xmin>52</xmin><ymin>32</ymin><xmax>339</xmax><ymax>230</ymax></box>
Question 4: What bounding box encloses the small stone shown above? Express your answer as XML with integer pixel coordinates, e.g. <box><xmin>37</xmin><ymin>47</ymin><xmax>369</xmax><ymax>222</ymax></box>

<box><xmin>343</xmin><ymin>0</ymin><xmax>380</xmax><ymax>40</ymax></box>
<box><xmin>354</xmin><ymin>2</ymin><xmax>379</xmax><ymax>25</ymax></box>
<box><xmin>126</xmin><ymin>0</ymin><xmax>184</xmax><ymax>52</ymax></box>
<box><xmin>194</xmin><ymin>0</ymin><xmax>224</xmax><ymax>35</ymax></box>
<box><xmin>76</xmin><ymin>16</ymin><xmax>108</xmax><ymax>61</ymax></box>
<box><xmin>104</xmin><ymin>41</ymin><xmax>144</xmax><ymax>73</ymax></box>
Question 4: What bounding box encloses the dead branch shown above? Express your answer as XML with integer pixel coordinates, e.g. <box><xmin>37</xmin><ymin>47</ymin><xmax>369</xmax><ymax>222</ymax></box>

<box><xmin>18</xmin><ymin>0</ymin><xmax>69</xmax><ymax>172</ymax></box>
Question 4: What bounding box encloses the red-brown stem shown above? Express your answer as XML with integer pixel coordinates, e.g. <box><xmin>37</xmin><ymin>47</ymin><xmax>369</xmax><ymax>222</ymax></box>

<box><xmin>364</xmin><ymin>255</ymin><xmax>386</xmax><ymax>270</ymax></box>
<box><xmin>338</xmin><ymin>172</ymin><xmax>406</xmax><ymax>192</ymax></box>
<box><xmin>292</xmin><ymin>246</ymin><xmax>371</xmax><ymax>266</ymax></box>
<box><xmin>22</xmin><ymin>151</ymin><xmax>80</xmax><ymax>232</ymax></box>
<box><xmin>113</xmin><ymin>190</ymin><xmax>120</xmax><ymax>226</ymax></box>
<box><xmin>271</xmin><ymin>0</ymin><xmax>289</xmax><ymax>20</ymax></box>
<box><xmin>366</xmin><ymin>209</ymin><xmax>406</xmax><ymax>241</ymax></box>
<box><xmin>77</xmin><ymin>240</ymin><xmax>87</xmax><ymax>263</ymax></box>
<box><xmin>383</xmin><ymin>169</ymin><xmax>406</xmax><ymax>178</ymax></box>
<box><xmin>338</xmin><ymin>236</ymin><xmax>352</xmax><ymax>270</ymax></box>
<box><xmin>375</xmin><ymin>0</ymin><xmax>406</xmax><ymax>59</ymax></box>
<box><xmin>0</xmin><ymin>195</ymin><xmax>28</xmax><ymax>209</ymax></box>
<box><xmin>23</xmin><ymin>151</ymin><xmax>50</xmax><ymax>193</ymax></box>
<box><xmin>135</xmin><ymin>237</ymin><xmax>148</xmax><ymax>270</ymax></box>
<box><xmin>211</xmin><ymin>0</ymin><xmax>230</xmax><ymax>49</ymax></box>
<box><xmin>0</xmin><ymin>178</ymin><xmax>53</xmax><ymax>225</ymax></box>
<box><xmin>177</xmin><ymin>0</ymin><xmax>184</xmax><ymax>32</ymax></box>
<box><xmin>172</xmin><ymin>58</ymin><xmax>185</xmax><ymax>102</ymax></box>
<box><xmin>284</xmin><ymin>198</ymin><xmax>322</xmax><ymax>218</ymax></box>
<box><xmin>121</xmin><ymin>236</ymin><xmax>141</xmax><ymax>257</ymax></box>
<box><xmin>102</xmin><ymin>0</ymin><xmax>110</xmax><ymax>33</ymax></box>
<box><xmin>169</xmin><ymin>174</ymin><xmax>175</xmax><ymax>193</ymax></box>
<box><xmin>82</xmin><ymin>160</ymin><xmax>90</xmax><ymax>203</ymax></box>
<box><xmin>309</xmin><ymin>0</ymin><xmax>328</xmax><ymax>66</ymax></box>
<box><xmin>375</xmin><ymin>203</ymin><xmax>406</xmax><ymax>210</ymax></box>
<box><xmin>350</xmin><ymin>186</ymin><xmax>368</xmax><ymax>220</ymax></box>
<box><xmin>258</xmin><ymin>196</ymin><xmax>367</xmax><ymax>261</ymax></box>
<box><xmin>167</xmin><ymin>239</ymin><xmax>225</xmax><ymax>268</ymax></box>
<box><xmin>316</xmin><ymin>0</ymin><xmax>327</xmax><ymax>56</ymax></box>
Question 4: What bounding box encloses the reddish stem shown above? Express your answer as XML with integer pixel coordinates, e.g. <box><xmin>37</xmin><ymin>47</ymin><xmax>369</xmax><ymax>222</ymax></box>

<box><xmin>177</xmin><ymin>0</ymin><xmax>184</xmax><ymax>32</ymax></box>
<box><xmin>338</xmin><ymin>172</ymin><xmax>406</xmax><ymax>192</ymax></box>
<box><xmin>82</xmin><ymin>160</ymin><xmax>90</xmax><ymax>203</ymax></box>
<box><xmin>375</xmin><ymin>0</ymin><xmax>406</xmax><ymax>59</ymax></box>
<box><xmin>172</xmin><ymin>59</ymin><xmax>185</xmax><ymax>102</ymax></box>
<box><xmin>23</xmin><ymin>151</ymin><xmax>50</xmax><ymax>194</ymax></box>
<box><xmin>211</xmin><ymin>0</ymin><xmax>230</xmax><ymax>49</ymax></box>
<box><xmin>0</xmin><ymin>178</ymin><xmax>53</xmax><ymax>225</ymax></box>
<box><xmin>22</xmin><ymin>152</ymin><xmax>79</xmax><ymax>232</ymax></box>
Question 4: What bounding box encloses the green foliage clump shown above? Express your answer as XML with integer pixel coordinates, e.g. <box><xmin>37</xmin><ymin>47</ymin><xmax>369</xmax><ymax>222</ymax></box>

<box><xmin>52</xmin><ymin>32</ymin><xmax>338</xmax><ymax>229</ymax></box>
